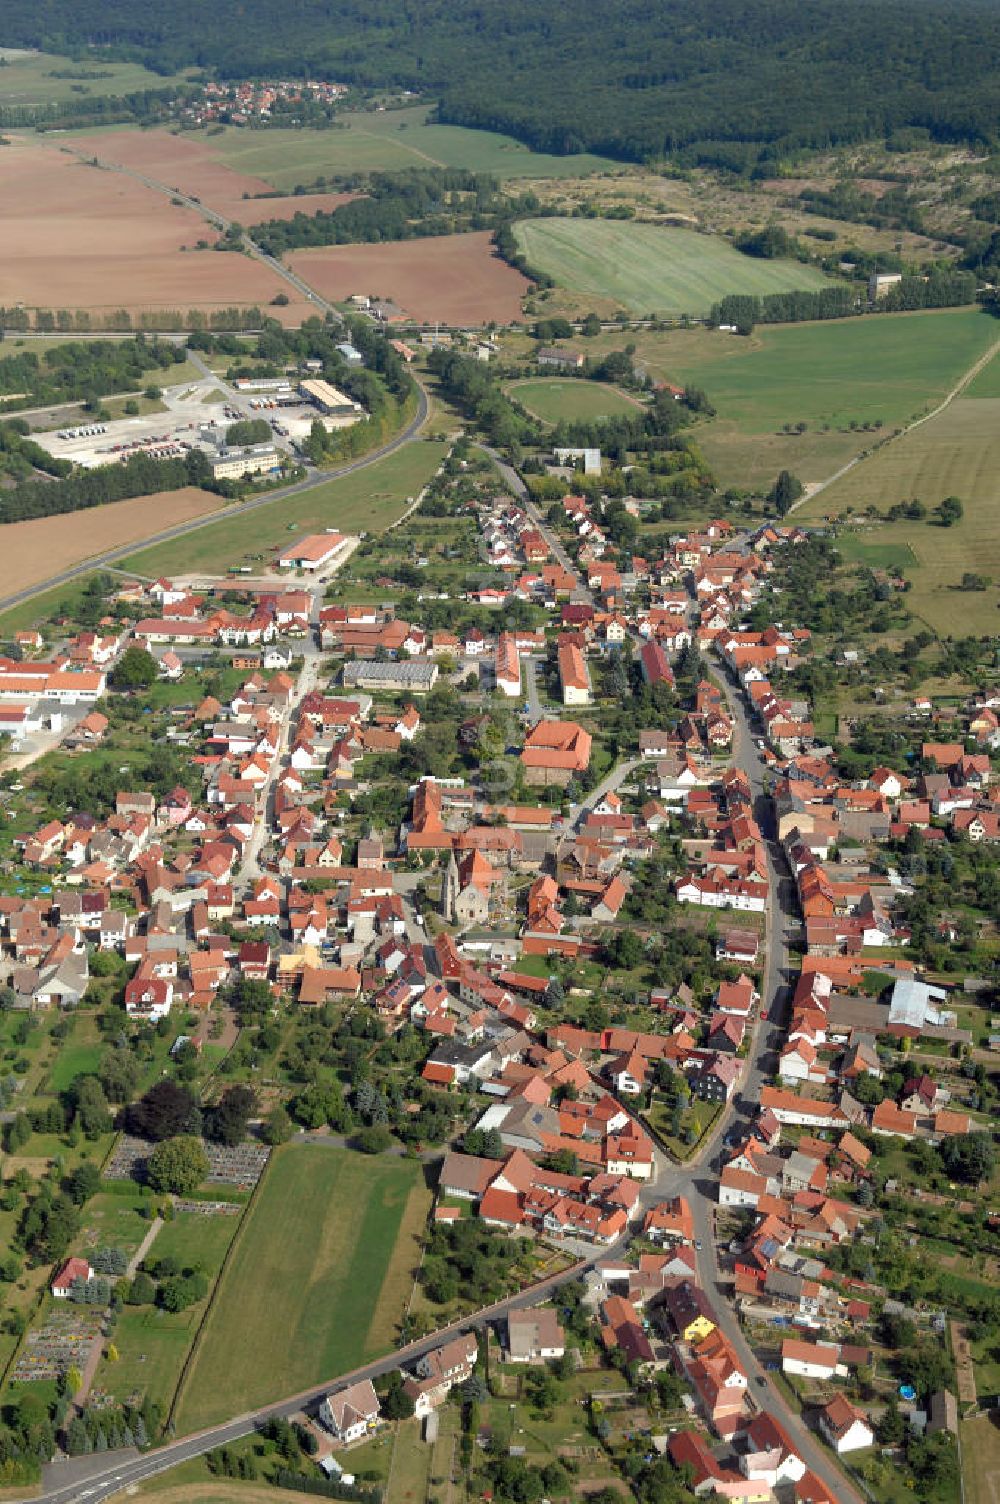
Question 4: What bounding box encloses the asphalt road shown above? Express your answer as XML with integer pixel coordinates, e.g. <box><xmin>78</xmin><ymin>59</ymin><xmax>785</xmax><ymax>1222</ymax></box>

<box><xmin>33</xmin><ymin>1251</ymin><xmax>606</xmax><ymax>1504</ymax></box>
<box><xmin>0</xmin><ymin>382</ymin><xmax>429</xmax><ymax>616</ymax></box>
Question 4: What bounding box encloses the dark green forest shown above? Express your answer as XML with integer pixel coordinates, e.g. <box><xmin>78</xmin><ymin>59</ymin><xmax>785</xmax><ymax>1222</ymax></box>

<box><xmin>5</xmin><ymin>0</ymin><xmax>1000</xmax><ymax>165</ymax></box>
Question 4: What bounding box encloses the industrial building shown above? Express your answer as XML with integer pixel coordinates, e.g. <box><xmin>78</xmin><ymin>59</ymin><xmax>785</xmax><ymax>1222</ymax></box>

<box><xmin>299</xmin><ymin>379</ymin><xmax>365</xmax><ymax>417</ymax></box>
<box><xmin>210</xmin><ymin>444</ymin><xmax>280</xmax><ymax>481</ymax></box>
<box><xmin>342</xmin><ymin>659</ymin><xmax>440</xmax><ymax>694</ymax></box>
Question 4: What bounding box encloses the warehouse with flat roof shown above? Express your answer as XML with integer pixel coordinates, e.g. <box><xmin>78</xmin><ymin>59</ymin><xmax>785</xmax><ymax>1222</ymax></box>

<box><xmin>299</xmin><ymin>378</ymin><xmax>364</xmax><ymax>416</ymax></box>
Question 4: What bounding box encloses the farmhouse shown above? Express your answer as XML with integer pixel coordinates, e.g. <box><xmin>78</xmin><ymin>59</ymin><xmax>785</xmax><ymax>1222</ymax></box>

<box><xmin>818</xmin><ymin>1395</ymin><xmax>874</xmax><ymax>1453</ymax></box>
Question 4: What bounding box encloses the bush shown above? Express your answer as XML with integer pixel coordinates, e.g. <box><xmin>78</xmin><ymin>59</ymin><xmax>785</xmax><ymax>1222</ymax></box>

<box><xmin>353</xmin><ymin>1125</ymin><xmax>392</xmax><ymax>1155</ymax></box>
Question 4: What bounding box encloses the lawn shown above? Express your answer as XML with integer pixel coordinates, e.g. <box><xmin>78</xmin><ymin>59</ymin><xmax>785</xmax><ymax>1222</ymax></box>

<box><xmin>569</xmin><ymin>307</ymin><xmax>998</xmax><ymax>487</ymax></box>
<box><xmin>188</xmin><ymin>106</ymin><xmax>613</xmax><ymax>188</ymax></box>
<box><xmin>150</xmin><ymin>1207</ymin><xmax>244</xmax><ymax>1274</ymax></box>
<box><xmin>0</xmin><ymin>50</ymin><xmax>195</xmax><ymax>110</ymax></box>
<box><xmin>119</xmin><ymin>440</ymin><xmax>448</xmax><ymax>578</ymax></box>
<box><xmin>90</xmin><ymin>1207</ymin><xmax>243</xmax><ymax>1414</ymax></box>
<box><xmin>514</xmin><ymin>218</ymin><xmax>832</xmax><ymax>316</ymax></box>
<box><xmin>78</xmin><ymin>1189</ymin><xmax>156</xmax><ymax>1261</ymax></box>
<box><xmin>507</xmin><ymin>378</ymin><xmax>642</xmax><ymax>424</ymax></box>
<box><xmin>46</xmin><ymin>1012</ymin><xmax>105</xmax><ymax>1092</ymax></box>
<box><xmin>802</xmin><ymin>396</ymin><xmax>1000</xmax><ymax>634</ymax></box>
<box><xmin>174</xmin><ymin>1143</ymin><xmax>430</xmax><ymax>1431</ymax></box>
<box><xmin>962</xmin><ymin>1414</ymin><xmax>1000</xmax><ymax>1504</ymax></box>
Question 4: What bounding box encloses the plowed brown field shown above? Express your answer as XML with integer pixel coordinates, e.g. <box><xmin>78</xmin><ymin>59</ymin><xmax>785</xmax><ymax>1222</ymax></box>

<box><xmin>68</xmin><ymin>127</ymin><xmax>354</xmax><ymax>224</ymax></box>
<box><xmin>0</xmin><ymin>136</ymin><xmax>311</xmax><ymax>321</ymax></box>
<box><xmin>0</xmin><ymin>487</ymin><xmax>222</xmax><ymax>596</ymax></box>
<box><xmin>288</xmin><ymin>231</ymin><xmax>530</xmax><ymax>324</ymax></box>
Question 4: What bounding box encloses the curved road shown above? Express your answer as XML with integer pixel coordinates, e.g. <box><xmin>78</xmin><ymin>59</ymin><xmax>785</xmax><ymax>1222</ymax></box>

<box><xmin>0</xmin><ymin>382</ymin><xmax>429</xmax><ymax>615</ymax></box>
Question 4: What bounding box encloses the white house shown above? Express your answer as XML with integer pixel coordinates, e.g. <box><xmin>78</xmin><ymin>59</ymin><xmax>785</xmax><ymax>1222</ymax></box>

<box><xmin>320</xmin><ymin>1379</ymin><xmax>381</xmax><ymax>1444</ymax></box>
<box><xmin>819</xmin><ymin>1395</ymin><xmax>874</xmax><ymax>1454</ymax></box>
<box><xmin>781</xmin><ymin>1338</ymin><xmax>839</xmax><ymax>1380</ymax></box>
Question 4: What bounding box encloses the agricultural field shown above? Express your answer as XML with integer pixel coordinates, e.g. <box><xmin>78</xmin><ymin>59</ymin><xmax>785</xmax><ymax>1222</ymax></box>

<box><xmin>514</xmin><ymin>218</ymin><xmax>832</xmax><ymax>316</ymax></box>
<box><xmin>0</xmin><ymin>486</ymin><xmax>222</xmax><ymax>603</ymax></box>
<box><xmin>0</xmin><ymin>49</ymin><xmax>196</xmax><ymax>109</ymax></box>
<box><xmin>174</xmin><ymin>1144</ymin><xmax>431</xmax><ymax>1430</ymax></box>
<box><xmin>561</xmin><ymin>307</ymin><xmax>999</xmax><ymax>487</ymax></box>
<box><xmin>180</xmin><ymin>105</ymin><xmax>615</xmax><ymax>188</ymax></box>
<box><xmin>965</xmin><ymin>348</ymin><xmax>1000</xmax><ymax>398</ymax></box>
<box><xmin>66</xmin><ymin>126</ymin><xmax>356</xmax><ymax>225</ymax></box>
<box><xmin>288</xmin><ymin>232</ymin><xmax>529</xmax><ymax>325</ymax></box>
<box><xmin>120</xmin><ymin>440</ymin><xmax>447</xmax><ymax>579</ymax></box>
<box><xmin>0</xmin><ymin>135</ymin><xmax>310</xmax><ymax>323</ymax></box>
<box><xmin>960</xmin><ymin>1414</ymin><xmax>1000</xmax><ymax>1504</ymax></box>
<box><xmin>506</xmin><ymin>377</ymin><xmax>642</xmax><ymax>423</ymax></box>
<box><xmin>800</xmin><ymin>396</ymin><xmax>1000</xmax><ymax>635</ymax></box>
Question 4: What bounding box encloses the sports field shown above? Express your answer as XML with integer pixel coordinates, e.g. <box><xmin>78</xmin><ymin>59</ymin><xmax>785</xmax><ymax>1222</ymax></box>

<box><xmin>507</xmin><ymin>378</ymin><xmax>642</xmax><ymax>423</ymax></box>
<box><xmin>174</xmin><ymin>1144</ymin><xmax>430</xmax><ymax>1430</ymax></box>
<box><xmin>120</xmin><ymin>439</ymin><xmax>447</xmax><ymax>578</ymax></box>
<box><xmin>569</xmin><ymin>308</ymin><xmax>998</xmax><ymax>486</ymax></box>
<box><xmin>802</xmin><ymin>396</ymin><xmax>1000</xmax><ymax>634</ymax></box>
<box><xmin>185</xmin><ymin>106</ymin><xmax>613</xmax><ymax>188</ymax></box>
<box><xmin>513</xmin><ymin>219</ymin><xmax>832</xmax><ymax>316</ymax></box>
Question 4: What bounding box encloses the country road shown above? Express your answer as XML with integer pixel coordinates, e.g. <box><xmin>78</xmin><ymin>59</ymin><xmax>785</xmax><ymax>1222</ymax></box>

<box><xmin>790</xmin><ymin>329</ymin><xmax>1000</xmax><ymax>514</ymax></box>
<box><xmin>0</xmin><ymin>381</ymin><xmax>429</xmax><ymax>615</ymax></box>
<box><xmin>64</xmin><ymin>147</ymin><xmax>341</xmax><ymax>322</ymax></box>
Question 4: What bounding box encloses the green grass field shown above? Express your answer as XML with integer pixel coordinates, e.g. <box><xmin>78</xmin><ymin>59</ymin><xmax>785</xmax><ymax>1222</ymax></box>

<box><xmin>963</xmin><ymin>1414</ymin><xmax>1000</xmax><ymax>1504</ymax></box>
<box><xmin>0</xmin><ymin>50</ymin><xmax>195</xmax><ymax>109</ymax></box>
<box><xmin>801</xmin><ymin>396</ymin><xmax>1000</xmax><ymax>634</ymax></box>
<box><xmin>514</xmin><ymin>218</ymin><xmax>832</xmax><ymax>316</ymax></box>
<box><xmin>46</xmin><ymin>1042</ymin><xmax>103</xmax><ymax>1093</ymax></box>
<box><xmin>507</xmin><ymin>377</ymin><xmax>641</xmax><ymax>423</ymax></box>
<box><xmin>79</xmin><ymin>1190</ymin><xmax>156</xmax><ymax>1260</ymax></box>
<box><xmin>567</xmin><ymin>308</ymin><xmax>998</xmax><ymax>486</ymax></box>
<box><xmin>965</xmin><ymin>347</ymin><xmax>1000</xmax><ymax>397</ymax></box>
<box><xmin>174</xmin><ymin>1144</ymin><xmax>427</xmax><ymax>1431</ymax></box>
<box><xmin>120</xmin><ymin>439</ymin><xmax>447</xmax><ymax>578</ymax></box>
<box><xmin>190</xmin><ymin>106</ymin><xmax>613</xmax><ymax>188</ymax></box>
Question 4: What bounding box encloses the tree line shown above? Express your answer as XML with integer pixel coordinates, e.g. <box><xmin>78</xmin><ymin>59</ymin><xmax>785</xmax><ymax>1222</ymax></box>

<box><xmin>0</xmin><ymin>306</ymin><xmax>269</xmax><ymax>335</ymax></box>
<box><xmin>251</xmin><ymin>169</ymin><xmax>540</xmax><ymax>256</ymax></box>
<box><xmin>7</xmin><ymin>0</ymin><xmax>1000</xmax><ymax>167</ymax></box>
<box><xmin>0</xmin><ymin>447</ymin><xmax>214</xmax><ymax>525</ymax></box>
<box><xmin>709</xmin><ymin>270</ymin><xmax>979</xmax><ymax>332</ymax></box>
